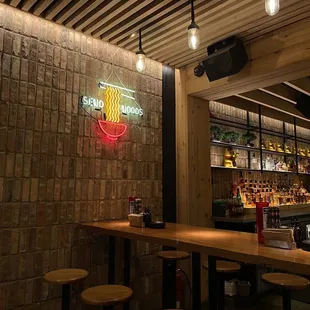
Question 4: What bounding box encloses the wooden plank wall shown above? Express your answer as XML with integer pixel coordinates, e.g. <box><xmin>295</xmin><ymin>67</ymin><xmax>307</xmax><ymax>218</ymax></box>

<box><xmin>175</xmin><ymin>69</ymin><xmax>189</xmax><ymax>225</ymax></box>
<box><xmin>188</xmin><ymin>96</ymin><xmax>212</xmax><ymax>227</ymax></box>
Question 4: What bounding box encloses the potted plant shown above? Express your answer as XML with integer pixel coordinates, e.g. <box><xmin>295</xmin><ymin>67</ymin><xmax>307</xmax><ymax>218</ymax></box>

<box><xmin>242</xmin><ymin>132</ymin><xmax>257</xmax><ymax>147</ymax></box>
<box><xmin>210</xmin><ymin>126</ymin><xmax>224</xmax><ymax>142</ymax></box>
<box><xmin>223</xmin><ymin>131</ymin><xmax>240</xmax><ymax>144</ymax></box>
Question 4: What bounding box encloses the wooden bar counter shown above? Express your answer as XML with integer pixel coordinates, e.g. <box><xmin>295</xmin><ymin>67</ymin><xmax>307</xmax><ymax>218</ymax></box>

<box><xmin>82</xmin><ymin>220</ymin><xmax>310</xmax><ymax>274</ymax></box>
<box><xmin>82</xmin><ymin>220</ymin><xmax>310</xmax><ymax>309</ymax></box>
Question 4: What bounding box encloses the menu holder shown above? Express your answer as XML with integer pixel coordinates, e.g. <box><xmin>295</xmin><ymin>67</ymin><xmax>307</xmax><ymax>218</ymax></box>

<box><xmin>262</xmin><ymin>228</ymin><xmax>296</xmax><ymax>250</ymax></box>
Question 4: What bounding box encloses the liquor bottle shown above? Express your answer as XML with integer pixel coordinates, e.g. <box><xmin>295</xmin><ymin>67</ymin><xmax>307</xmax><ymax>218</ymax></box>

<box><xmin>294</xmin><ymin>218</ymin><xmax>302</xmax><ymax>248</ymax></box>
<box><xmin>251</xmin><ymin>153</ymin><xmax>259</xmax><ymax>170</ymax></box>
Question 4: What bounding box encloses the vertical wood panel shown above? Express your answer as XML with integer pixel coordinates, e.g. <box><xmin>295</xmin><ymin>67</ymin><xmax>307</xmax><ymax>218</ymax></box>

<box><xmin>175</xmin><ymin>69</ymin><xmax>189</xmax><ymax>224</ymax></box>
<box><xmin>188</xmin><ymin>96</ymin><xmax>212</xmax><ymax>227</ymax></box>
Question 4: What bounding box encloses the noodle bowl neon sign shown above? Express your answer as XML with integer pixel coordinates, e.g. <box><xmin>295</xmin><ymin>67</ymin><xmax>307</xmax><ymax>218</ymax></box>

<box><xmin>80</xmin><ymin>82</ymin><xmax>143</xmax><ymax>141</ymax></box>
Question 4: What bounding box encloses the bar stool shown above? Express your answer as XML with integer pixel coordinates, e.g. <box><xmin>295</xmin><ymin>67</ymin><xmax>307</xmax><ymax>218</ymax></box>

<box><xmin>44</xmin><ymin>268</ymin><xmax>88</xmax><ymax>310</ymax></box>
<box><xmin>203</xmin><ymin>260</ymin><xmax>240</xmax><ymax>310</ymax></box>
<box><xmin>262</xmin><ymin>273</ymin><xmax>310</xmax><ymax>310</ymax></box>
<box><xmin>81</xmin><ymin>285</ymin><xmax>133</xmax><ymax>310</ymax></box>
<box><xmin>157</xmin><ymin>250</ymin><xmax>190</xmax><ymax>309</ymax></box>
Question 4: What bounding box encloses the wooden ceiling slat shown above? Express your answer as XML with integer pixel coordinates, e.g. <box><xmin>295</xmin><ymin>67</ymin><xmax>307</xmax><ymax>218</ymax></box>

<box><xmin>145</xmin><ymin>0</ymin><xmax>255</xmax><ymax>59</ymax></box>
<box><xmin>101</xmin><ymin>1</ymin><xmax>176</xmax><ymax>42</ymax></box>
<box><xmin>78</xmin><ymin>0</ymin><xmax>134</xmax><ymax>34</ymax></box>
<box><xmin>21</xmin><ymin>0</ymin><xmax>37</xmax><ymax>11</ymax></box>
<box><xmin>32</xmin><ymin>0</ymin><xmax>54</xmax><ymax>16</ymax></box>
<box><xmin>44</xmin><ymin>0</ymin><xmax>72</xmax><ymax>20</ymax></box>
<box><xmin>168</xmin><ymin>0</ymin><xmax>305</xmax><ymax>67</ymax></box>
<box><xmin>10</xmin><ymin>0</ymin><xmax>21</xmax><ymax>7</ymax></box>
<box><xmin>74</xmin><ymin>0</ymin><xmax>125</xmax><ymax>32</ymax></box>
<box><xmin>64</xmin><ymin>0</ymin><xmax>104</xmax><ymax>28</ymax></box>
<box><xmin>259</xmin><ymin>84</ymin><xmax>299</xmax><ymax>104</ymax></box>
<box><xmin>92</xmin><ymin>0</ymin><xmax>154</xmax><ymax>38</ymax></box>
<box><xmin>285</xmin><ymin>78</ymin><xmax>310</xmax><ymax>96</ymax></box>
<box><xmin>124</xmin><ymin>0</ymin><xmax>222</xmax><ymax>51</ymax></box>
<box><xmin>120</xmin><ymin>0</ymin><xmax>204</xmax><ymax>49</ymax></box>
<box><xmin>110</xmin><ymin>0</ymin><xmax>188</xmax><ymax>46</ymax></box>
<box><xmin>150</xmin><ymin>0</ymin><xmax>260</xmax><ymax>62</ymax></box>
<box><xmin>241</xmin><ymin>2</ymin><xmax>310</xmax><ymax>42</ymax></box>
<box><xmin>3</xmin><ymin>0</ymin><xmax>310</xmax><ymax>68</ymax></box>
<box><xmin>54</xmin><ymin>0</ymin><xmax>88</xmax><ymax>24</ymax></box>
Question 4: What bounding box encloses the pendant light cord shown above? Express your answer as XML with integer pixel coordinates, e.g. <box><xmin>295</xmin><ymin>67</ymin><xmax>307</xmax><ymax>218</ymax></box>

<box><xmin>139</xmin><ymin>28</ymin><xmax>142</xmax><ymax>51</ymax></box>
<box><xmin>191</xmin><ymin>0</ymin><xmax>195</xmax><ymax>23</ymax></box>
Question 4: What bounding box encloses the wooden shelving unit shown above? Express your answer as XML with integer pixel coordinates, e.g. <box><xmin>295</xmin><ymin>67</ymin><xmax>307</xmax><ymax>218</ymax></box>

<box><xmin>210</xmin><ymin>108</ymin><xmax>310</xmax><ymax>176</ymax></box>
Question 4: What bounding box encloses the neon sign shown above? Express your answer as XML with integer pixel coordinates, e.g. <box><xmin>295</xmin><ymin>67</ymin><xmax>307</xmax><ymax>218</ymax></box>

<box><xmin>80</xmin><ymin>82</ymin><xmax>143</xmax><ymax>141</ymax></box>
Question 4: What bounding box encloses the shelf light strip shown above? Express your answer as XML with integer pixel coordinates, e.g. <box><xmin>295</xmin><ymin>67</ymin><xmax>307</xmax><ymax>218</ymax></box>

<box><xmin>98</xmin><ymin>82</ymin><xmax>135</xmax><ymax>93</ymax></box>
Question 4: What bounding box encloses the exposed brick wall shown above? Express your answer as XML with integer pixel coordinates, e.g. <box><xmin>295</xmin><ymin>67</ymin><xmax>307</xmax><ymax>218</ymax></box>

<box><xmin>0</xmin><ymin>4</ymin><xmax>163</xmax><ymax>310</ymax></box>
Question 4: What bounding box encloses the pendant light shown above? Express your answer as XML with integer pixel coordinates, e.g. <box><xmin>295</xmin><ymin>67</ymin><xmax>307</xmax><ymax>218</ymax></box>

<box><xmin>136</xmin><ymin>29</ymin><xmax>146</xmax><ymax>73</ymax></box>
<box><xmin>265</xmin><ymin>0</ymin><xmax>280</xmax><ymax>16</ymax></box>
<box><xmin>188</xmin><ymin>0</ymin><xmax>200</xmax><ymax>50</ymax></box>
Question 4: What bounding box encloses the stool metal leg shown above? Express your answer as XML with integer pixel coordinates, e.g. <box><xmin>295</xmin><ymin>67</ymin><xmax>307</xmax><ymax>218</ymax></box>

<box><xmin>192</xmin><ymin>252</ymin><xmax>201</xmax><ymax>310</ymax></box>
<box><xmin>162</xmin><ymin>258</ymin><xmax>176</xmax><ymax>309</ymax></box>
<box><xmin>283</xmin><ymin>289</ymin><xmax>291</xmax><ymax>310</ymax></box>
<box><xmin>108</xmin><ymin>236</ymin><xmax>116</xmax><ymax>284</ymax></box>
<box><xmin>217</xmin><ymin>277</ymin><xmax>225</xmax><ymax>310</ymax></box>
<box><xmin>61</xmin><ymin>284</ymin><xmax>70</xmax><ymax>310</ymax></box>
<box><xmin>105</xmin><ymin>307</ymin><xmax>114</xmax><ymax>310</ymax></box>
<box><xmin>123</xmin><ymin>238</ymin><xmax>131</xmax><ymax>310</ymax></box>
<box><xmin>208</xmin><ymin>256</ymin><xmax>217</xmax><ymax>310</ymax></box>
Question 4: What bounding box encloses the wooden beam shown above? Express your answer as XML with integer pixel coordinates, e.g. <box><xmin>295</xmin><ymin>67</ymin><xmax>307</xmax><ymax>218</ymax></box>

<box><xmin>110</xmin><ymin>0</ymin><xmax>188</xmax><ymax>46</ymax></box>
<box><xmin>236</xmin><ymin>90</ymin><xmax>308</xmax><ymax>121</ymax></box>
<box><xmin>148</xmin><ymin>0</ymin><xmax>261</xmax><ymax>60</ymax></box>
<box><xmin>74</xmin><ymin>0</ymin><xmax>125</xmax><ymax>32</ymax></box>
<box><xmin>187</xmin><ymin>96</ymin><xmax>212</xmax><ymax>227</ymax></box>
<box><xmin>169</xmin><ymin>2</ymin><xmax>310</xmax><ymax>67</ymax></box>
<box><xmin>64</xmin><ymin>0</ymin><xmax>103</xmax><ymax>28</ymax></box>
<box><xmin>44</xmin><ymin>0</ymin><xmax>71</xmax><ymax>20</ymax></box>
<box><xmin>32</xmin><ymin>0</ymin><xmax>54</xmax><ymax>16</ymax></box>
<box><xmin>284</xmin><ymin>77</ymin><xmax>310</xmax><ymax>96</ymax></box>
<box><xmin>79</xmin><ymin>1</ymin><xmax>134</xmax><ymax>34</ymax></box>
<box><xmin>92</xmin><ymin>1</ymin><xmax>153</xmax><ymax>38</ymax></box>
<box><xmin>259</xmin><ymin>84</ymin><xmax>299</xmax><ymax>104</ymax></box>
<box><xmin>186</xmin><ymin>18</ymin><xmax>310</xmax><ymax>100</ymax></box>
<box><xmin>54</xmin><ymin>0</ymin><xmax>87</xmax><ymax>24</ymax></box>
<box><xmin>10</xmin><ymin>0</ymin><xmax>21</xmax><ymax>7</ymax></box>
<box><xmin>123</xmin><ymin>0</ymin><xmax>221</xmax><ymax>50</ymax></box>
<box><xmin>21</xmin><ymin>0</ymin><xmax>37</xmax><ymax>11</ymax></box>
<box><xmin>176</xmin><ymin>69</ymin><xmax>189</xmax><ymax>225</ymax></box>
<box><xmin>101</xmin><ymin>1</ymin><xmax>173</xmax><ymax>42</ymax></box>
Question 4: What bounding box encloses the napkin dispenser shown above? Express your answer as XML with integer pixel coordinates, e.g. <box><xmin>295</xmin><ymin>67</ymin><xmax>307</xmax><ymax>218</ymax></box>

<box><xmin>262</xmin><ymin>228</ymin><xmax>296</xmax><ymax>250</ymax></box>
<box><xmin>128</xmin><ymin>214</ymin><xmax>144</xmax><ymax>228</ymax></box>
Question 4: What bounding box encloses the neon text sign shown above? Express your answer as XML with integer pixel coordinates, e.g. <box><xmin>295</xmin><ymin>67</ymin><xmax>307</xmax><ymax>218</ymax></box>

<box><xmin>80</xmin><ymin>82</ymin><xmax>143</xmax><ymax>141</ymax></box>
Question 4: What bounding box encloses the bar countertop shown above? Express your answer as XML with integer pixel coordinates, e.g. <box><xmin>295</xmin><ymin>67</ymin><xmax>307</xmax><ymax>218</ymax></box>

<box><xmin>81</xmin><ymin>220</ymin><xmax>310</xmax><ymax>275</ymax></box>
<box><xmin>212</xmin><ymin>206</ymin><xmax>310</xmax><ymax>224</ymax></box>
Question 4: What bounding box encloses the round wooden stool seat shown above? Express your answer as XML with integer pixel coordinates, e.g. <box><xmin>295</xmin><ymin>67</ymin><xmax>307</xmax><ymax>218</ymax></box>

<box><xmin>81</xmin><ymin>285</ymin><xmax>133</xmax><ymax>306</ymax></box>
<box><xmin>157</xmin><ymin>251</ymin><xmax>190</xmax><ymax>261</ymax></box>
<box><xmin>262</xmin><ymin>273</ymin><xmax>310</xmax><ymax>291</ymax></box>
<box><xmin>202</xmin><ymin>260</ymin><xmax>241</xmax><ymax>273</ymax></box>
<box><xmin>44</xmin><ymin>269</ymin><xmax>88</xmax><ymax>285</ymax></box>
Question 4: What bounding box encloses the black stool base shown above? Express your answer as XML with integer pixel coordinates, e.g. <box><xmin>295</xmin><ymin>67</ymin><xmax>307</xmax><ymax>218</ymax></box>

<box><xmin>283</xmin><ymin>289</ymin><xmax>291</xmax><ymax>310</ymax></box>
<box><xmin>62</xmin><ymin>284</ymin><xmax>70</xmax><ymax>310</ymax></box>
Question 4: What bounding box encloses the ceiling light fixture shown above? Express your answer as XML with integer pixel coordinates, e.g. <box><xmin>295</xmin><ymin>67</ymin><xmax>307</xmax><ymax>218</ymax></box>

<box><xmin>265</xmin><ymin>0</ymin><xmax>280</xmax><ymax>16</ymax></box>
<box><xmin>188</xmin><ymin>0</ymin><xmax>200</xmax><ymax>50</ymax></box>
<box><xmin>136</xmin><ymin>29</ymin><xmax>146</xmax><ymax>73</ymax></box>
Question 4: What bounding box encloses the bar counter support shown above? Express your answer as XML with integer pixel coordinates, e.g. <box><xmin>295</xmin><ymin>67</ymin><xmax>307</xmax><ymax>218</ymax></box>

<box><xmin>192</xmin><ymin>252</ymin><xmax>201</xmax><ymax>310</ymax></box>
<box><xmin>123</xmin><ymin>238</ymin><xmax>131</xmax><ymax>310</ymax></box>
<box><xmin>108</xmin><ymin>236</ymin><xmax>116</xmax><ymax>284</ymax></box>
<box><xmin>208</xmin><ymin>255</ymin><xmax>217</xmax><ymax>310</ymax></box>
